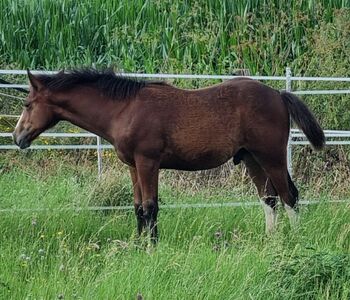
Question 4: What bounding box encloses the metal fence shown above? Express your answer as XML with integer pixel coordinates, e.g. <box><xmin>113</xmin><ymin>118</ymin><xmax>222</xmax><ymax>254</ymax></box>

<box><xmin>1</xmin><ymin>68</ymin><xmax>350</xmax><ymax>211</ymax></box>
<box><xmin>1</xmin><ymin>67</ymin><xmax>350</xmax><ymax>174</ymax></box>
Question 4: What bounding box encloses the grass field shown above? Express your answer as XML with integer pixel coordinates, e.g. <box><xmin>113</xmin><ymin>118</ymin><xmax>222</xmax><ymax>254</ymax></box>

<box><xmin>0</xmin><ymin>155</ymin><xmax>349</xmax><ymax>299</ymax></box>
<box><xmin>0</xmin><ymin>1</ymin><xmax>349</xmax><ymax>299</ymax></box>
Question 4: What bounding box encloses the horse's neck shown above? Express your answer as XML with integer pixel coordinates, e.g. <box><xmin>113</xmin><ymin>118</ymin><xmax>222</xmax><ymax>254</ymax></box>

<box><xmin>57</xmin><ymin>91</ymin><xmax>122</xmax><ymax>144</ymax></box>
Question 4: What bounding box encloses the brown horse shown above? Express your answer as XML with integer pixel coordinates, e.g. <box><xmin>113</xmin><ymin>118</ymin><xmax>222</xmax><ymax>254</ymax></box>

<box><xmin>13</xmin><ymin>69</ymin><xmax>325</xmax><ymax>241</ymax></box>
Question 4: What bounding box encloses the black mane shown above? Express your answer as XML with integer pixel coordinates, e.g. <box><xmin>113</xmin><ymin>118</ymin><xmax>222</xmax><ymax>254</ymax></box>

<box><xmin>36</xmin><ymin>68</ymin><xmax>164</xmax><ymax>100</ymax></box>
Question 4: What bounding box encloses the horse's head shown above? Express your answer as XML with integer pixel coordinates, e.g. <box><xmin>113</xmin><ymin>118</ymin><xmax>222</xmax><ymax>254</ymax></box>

<box><xmin>13</xmin><ymin>70</ymin><xmax>59</xmax><ymax>149</ymax></box>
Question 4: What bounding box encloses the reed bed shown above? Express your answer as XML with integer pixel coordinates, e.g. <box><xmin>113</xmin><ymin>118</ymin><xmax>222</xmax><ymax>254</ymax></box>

<box><xmin>0</xmin><ymin>0</ymin><xmax>349</xmax><ymax>75</ymax></box>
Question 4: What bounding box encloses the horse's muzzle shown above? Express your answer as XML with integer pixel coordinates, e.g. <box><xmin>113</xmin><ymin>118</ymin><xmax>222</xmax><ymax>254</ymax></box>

<box><xmin>12</xmin><ymin>131</ymin><xmax>31</xmax><ymax>149</ymax></box>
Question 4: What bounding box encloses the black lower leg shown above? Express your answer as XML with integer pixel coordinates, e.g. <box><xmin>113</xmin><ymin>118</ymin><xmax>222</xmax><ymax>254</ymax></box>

<box><xmin>134</xmin><ymin>204</ymin><xmax>144</xmax><ymax>236</ymax></box>
<box><xmin>263</xmin><ymin>195</ymin><xmax>278</xmax><ymax>209</ymax></box>
<box><xmin>143</xmin><ymin>201</ymin><xmax>159</xmax><ymax>244</ymax></box>
<box><xmin>287</xmin><ymin>173</ymin><xmax>299</xmax><ymax>209</ymax></box>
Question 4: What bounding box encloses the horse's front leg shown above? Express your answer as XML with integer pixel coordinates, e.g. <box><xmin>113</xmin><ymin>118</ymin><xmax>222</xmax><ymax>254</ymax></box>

<box><xmin>135</xmin><ymin>156</ymin><xmax>160</xmax><ymax>243</ymax></box>
<box><xmin>129</xmin><ymin>167</ymin><xmax>144</xmax><ymax>236</ymax></box>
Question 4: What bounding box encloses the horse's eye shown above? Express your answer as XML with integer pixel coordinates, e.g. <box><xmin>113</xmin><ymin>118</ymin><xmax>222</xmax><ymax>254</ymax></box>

<box><xmin>24</xmin><ymin>103</ymin><xmax>31</xmax><ymax>108</ymax></box>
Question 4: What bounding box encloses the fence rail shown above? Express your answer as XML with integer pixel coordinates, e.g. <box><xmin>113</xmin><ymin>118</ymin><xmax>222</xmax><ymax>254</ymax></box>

<box><xmin>1</xmin><ymin>67</ymin><xmax>350</xmax><ymax>177</ymax></box>
<box><xmin>0</xmin><ymin>199</ymin><xmax>349</xmax><ymax>214</ymax></box>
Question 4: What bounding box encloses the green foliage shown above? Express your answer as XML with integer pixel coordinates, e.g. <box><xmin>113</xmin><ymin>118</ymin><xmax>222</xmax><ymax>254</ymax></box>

<box><xmin>269</xmin><ymin>251</ymin><xmax>350</xmax><ymax>299</ymax></box>
<box><xmin>292</xmin><ymin>9</ymin><xmax>350</xmax><ymax>129</ymax></box>
<box><xmin>0</xmin><ymin>162</ymin><xmax>349</xmax><ymax>299</ymax></box>
<box><xmin>0</xmin><ymin>0</ymin><xmax>348</xmax><ymax>74</ymax></box>
<box><xmin>88</xmin><ymin>172</ymin><xmax>133</xmax><ymax>207</ymax></box>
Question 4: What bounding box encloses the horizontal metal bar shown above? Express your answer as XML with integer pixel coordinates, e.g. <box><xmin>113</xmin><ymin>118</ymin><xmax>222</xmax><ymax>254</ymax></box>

<box><xmin>0</xmin><ymin>199</ymin><xmax>348</xmax><ymax>213</ymax></box>
<box><xmin>293</xmin><ymin>133</ymin><xmax>350</xmax><ymax>137</ymax></box>
<box><xmin>1</xmin><ymin>129</ymin><xmax>350</xmax><ymax>150</ymax></box>
<box><xmin>3</xmin><ymin>128</ymin><xmax>345</xmax><ymax>135</ymax></box>
<box><xmin>291</xmin><ymin>129</ymin><xmax>350</xmax><ymax>134</ymax></box>
<box><xmin>3</xmin><ymin>140</ymin><xmax>350</xmax><ymax>150</ymax></box>
<box><xmin>294</xmin><ymin>90</ymin><xmax>350</xmax><ymax>95</ymax></box>
<box><xmin>2</xmin><ymin>85</ymin><xmax>350</xmax><ymax>98</ymax></box>
<box><xmin>0</xmin><ymin>69</ymin><xmax>286</xmax><ymax>80</ymax></box>
<box><xmin>1</xmin><ymin>69</ymin><xmax>350</xmax><ymax>82</ymax></box>
<box><xmin>0</xmin><ymin>84</ymin><xmax>28</xmax><ymax>88</ymax></box>
<box><xmin>0</xmin><ymin>145</ymin><xmax>114</xmax><ymax>150</ymax></box>
<box><xmin>0</xmin><ymin>132</ymin><xmax>97</xmax><ymax>137</ymax></box>
<box><xmin>0</xmin><ymin>70</ymin><xmax>56</xmax><ymax>75</ymax></box>
<box><xmin>2</xmin><ymin>132</ymin><xmax>350</xmax><ymax>138</ymax></box>
<box><xmin>291</xmin><ymin>76</ymin><xmax>350</xmax><ymax>82</ymax></box>
<box><xmin>291</xmin><ymin>141</ymin><xmax>350</xmax><ymax>145</ymax></box>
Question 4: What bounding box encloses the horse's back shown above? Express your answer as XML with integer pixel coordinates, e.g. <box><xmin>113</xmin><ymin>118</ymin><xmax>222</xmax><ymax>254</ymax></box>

<box><xmin>130</xmin><ymin>78</ymin><xmax>288</xmax><ymax>170</ymax></box>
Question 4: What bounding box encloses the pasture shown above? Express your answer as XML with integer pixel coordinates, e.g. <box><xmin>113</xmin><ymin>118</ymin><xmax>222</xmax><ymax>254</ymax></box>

<box><xmin>1</xmin><ymin>154</ymin><xmax>349</xmax><ymax>299</ymax></box>
<box><xmin>1</xmin><ymin>1</ymin><xmax>350</xmax><ymax>299</ymax></box>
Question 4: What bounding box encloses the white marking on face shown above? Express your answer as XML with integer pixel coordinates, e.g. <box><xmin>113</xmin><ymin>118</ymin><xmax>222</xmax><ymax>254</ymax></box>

<box><xmin>15</xmin><ymin>112</ymin><xmax>25</xmax><ymax>131</ymax></box>
<box><xmin>285</xmin><ymin>205</ymin><xmax>299</xmax><ymax>228</ymax></box>
<box><xmin>260</xmin><ymin>200</ymin><xmax>277</xmax><ymax>234</ymax></box>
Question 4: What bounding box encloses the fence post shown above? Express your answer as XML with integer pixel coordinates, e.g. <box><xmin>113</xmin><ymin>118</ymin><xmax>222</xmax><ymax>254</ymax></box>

<box><xmin>97</xmin><ymin>136</ymin><xmax>102</xmax><ymax>178</ymax></box>
<box><xmin>286</xmin><ymin>67</ymin><xmax>293</xmax><ymax>176</ymax></box>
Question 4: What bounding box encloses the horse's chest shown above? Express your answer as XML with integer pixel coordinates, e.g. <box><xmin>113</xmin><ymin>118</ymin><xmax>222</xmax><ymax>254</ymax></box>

<box><xmin>114</xmin><ymin>141</ymin><xmax>136</xmax><ymax>167</ymax></box>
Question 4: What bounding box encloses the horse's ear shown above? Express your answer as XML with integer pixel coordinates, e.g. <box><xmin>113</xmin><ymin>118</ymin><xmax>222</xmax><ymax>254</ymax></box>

<box><xmin>27</xmin><ymin>69</ymin><xmax>43</xmax><ymax>91</ymax></box>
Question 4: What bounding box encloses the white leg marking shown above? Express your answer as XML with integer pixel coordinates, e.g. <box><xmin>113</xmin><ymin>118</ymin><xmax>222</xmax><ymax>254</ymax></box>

<box><xmin>260</xmin><ymin>200</ymin><xmax>277</xmax><ymax>234</ymax></box>
<box><xmin>285</xmin><ymin>205</ymin><xmax>299</xmax><ymax>228</ymax></box>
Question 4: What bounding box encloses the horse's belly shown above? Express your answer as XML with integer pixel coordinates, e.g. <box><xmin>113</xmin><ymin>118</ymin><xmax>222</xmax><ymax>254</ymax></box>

<box><xmin>159</xmin><ymin>150</ymin><xmax>233</xmax><ymax>171</ymax></box>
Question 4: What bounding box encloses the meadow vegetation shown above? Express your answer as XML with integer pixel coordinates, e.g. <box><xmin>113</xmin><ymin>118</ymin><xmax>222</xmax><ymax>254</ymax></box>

<box><xmin>0</xmin><ymin>155</ymin><xmax>349</xmax><ymax>299</ymax></box>
<box><xmin>0</xmin><ymin>1</ymin><xmax>349</xmax><ymax>299</ymax></box>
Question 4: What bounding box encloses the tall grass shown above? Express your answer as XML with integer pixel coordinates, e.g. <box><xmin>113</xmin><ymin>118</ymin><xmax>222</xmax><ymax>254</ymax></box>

<box><xmin>0</xmin><ymin>0</ymin><xmax>349</xmax><ymax>74</ymax></box>
<box><xmin>0</xmin><ymin>157</ymin><xmax>349</xmax><ymax>299</ymax></box>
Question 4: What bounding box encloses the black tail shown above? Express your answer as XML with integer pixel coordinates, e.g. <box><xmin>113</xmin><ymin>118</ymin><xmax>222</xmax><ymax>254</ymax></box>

<box><xmin>281</xmin><ymin>91</ymin><xmax>325</xmax><ymax>150</ymax></box>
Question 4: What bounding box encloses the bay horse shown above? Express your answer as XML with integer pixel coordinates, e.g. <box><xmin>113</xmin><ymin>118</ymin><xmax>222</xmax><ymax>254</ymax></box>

<box><xmin>13</xmin><ymin>69</ymin><xmax>325</xmax><ymax>242</ymax></box>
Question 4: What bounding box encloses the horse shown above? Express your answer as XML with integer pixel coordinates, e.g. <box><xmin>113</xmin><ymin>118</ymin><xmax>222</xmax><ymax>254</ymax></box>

<box><xmin>13</xmin><ymin>69</ymin><xmax>325</xmax><ymax>242</ymax></box>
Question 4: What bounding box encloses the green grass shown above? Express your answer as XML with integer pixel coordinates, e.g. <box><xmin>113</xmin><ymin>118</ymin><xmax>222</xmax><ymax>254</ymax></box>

<box><xmin>0</xmin><ymin>156</ymin><xmax>349</xmax><ymax>299</ymax></box>
<box><xmin>0</xmin><ymin>0</ymin><xmax>349</xmax><ymax>74</ymax></box>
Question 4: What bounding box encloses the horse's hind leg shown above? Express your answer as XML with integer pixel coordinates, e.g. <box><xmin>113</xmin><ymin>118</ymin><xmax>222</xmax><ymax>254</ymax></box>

<box><xmin>285</xmin><ymin>172</ymin><xmax>299</xmax><ymax>227</ymax></box>
<box><xmin>242</xmin><ymin>152</ymin><xmax>278</xmax><ymax>234</ymax></box>
<box><xmin>251</xmin><ymin>150</ymin><xmax>299</xmax><ymax>229</ymax></box>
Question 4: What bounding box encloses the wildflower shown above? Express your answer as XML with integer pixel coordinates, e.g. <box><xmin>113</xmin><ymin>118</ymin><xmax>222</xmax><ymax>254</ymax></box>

<box><xmin>19</xmin><ymin>254</ymin><xmax>30</xmax><ymax>261</ymax></box>
<box><xmin>214</xmin><ymin>230</ymin><xmax>223</xmax><ymax>239</ymax></box>
<box><xmin>31</xmin><ymin>218</ymin><xmax>37</xmax><ymax>226</ymax></box>
<box><xmin>137</xmin><ymin>293</ymin><xmax>144</xmax><ymax>300</ymax></box>
<box><xmin>59</xmin><ymin>264</ymin><xmax>65</xmax><ymax>272</ymax></box>
<box><xmin>38</xmin><ymin>249</ymin><xmax>45</xmax><ymax>256</ymax></box>
<box><xmin>89</xmin><ymin>242</ymin><xmax>100</xmax><ymax>251</ymax></box>
<box><xmin>212</xmin><ymin>245</ymin><xmax>221</xmax><ymax>252</ymax></box>
<box><xmin>57</xmin><ymin>293</ymin><xmax>64</xmax><ymax>299</ymax></box>
<box><xmin>57</xmin><ymin>231</ymin><xmax>63</xmax><ymax>237</ymax></box>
